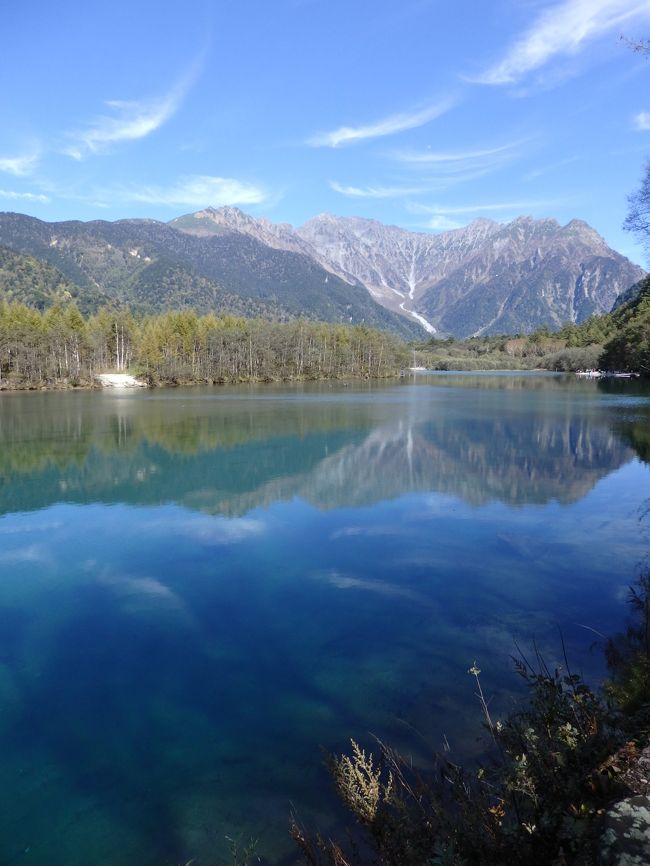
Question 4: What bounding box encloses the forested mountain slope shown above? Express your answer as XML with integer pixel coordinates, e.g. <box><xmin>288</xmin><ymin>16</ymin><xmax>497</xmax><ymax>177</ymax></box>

<box><xmin>0</xmin><ymin>212</ymin><xmax>420</xmax><ymax>338</ymax></box>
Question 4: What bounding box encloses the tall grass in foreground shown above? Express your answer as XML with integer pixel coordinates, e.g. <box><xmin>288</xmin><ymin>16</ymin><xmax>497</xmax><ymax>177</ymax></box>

<box><xmin>291</xmin><ymin>574</ymin><xmax>650</xmax><ymax>866</ymax></box>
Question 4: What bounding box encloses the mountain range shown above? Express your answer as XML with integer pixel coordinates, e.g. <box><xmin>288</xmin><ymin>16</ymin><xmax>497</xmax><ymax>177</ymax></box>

<box><xmin>298</xmin><ymin>213</ymin><xmax>644</xmax><ymax>336</ymax></box>
<box><xmin>0</xmin><ymin>207</ymin><xmax>644</xmax><ymax>338</ymax></box>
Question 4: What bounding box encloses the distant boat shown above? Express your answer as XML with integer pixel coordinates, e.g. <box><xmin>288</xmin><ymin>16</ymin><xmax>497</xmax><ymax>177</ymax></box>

<box><xmin>575</xmin><ymin>369</ymin><xmax>602</xmax><ymax>378</ymax></box>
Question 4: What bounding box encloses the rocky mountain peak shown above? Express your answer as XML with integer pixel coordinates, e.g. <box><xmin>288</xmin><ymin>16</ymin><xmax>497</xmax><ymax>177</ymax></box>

<box><xmin>188</xmin><ymin>206</ymin><xmax>256</xmax><ymax>231</ymax></box>
<box><xmin>562</xmin><ymin>217</ymin><xmax>608</xmax><ymax>246</ymax></box>
<box><xmin>296</xmin><ymin>211</ymin><xmax>644</xmax><ymax>336</ymax></box>
<box><xmin>169</xmin><ymin>207</ymin><xmax>358</xmax><ymax>285</ymax></box>
<box><xmin>461</xmin><ymin>217</ymin><xmax>499</xmax><ymax>232</ymax></box>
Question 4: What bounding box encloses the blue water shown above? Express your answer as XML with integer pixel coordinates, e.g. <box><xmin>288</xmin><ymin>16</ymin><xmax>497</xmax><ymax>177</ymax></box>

<box><xmin>0</xmin><ymin>374</ymin><xmax>648</xmax><ymax>865</ymax></box>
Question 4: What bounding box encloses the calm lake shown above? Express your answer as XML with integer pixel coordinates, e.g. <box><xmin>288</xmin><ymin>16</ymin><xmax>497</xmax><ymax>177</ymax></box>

<box><xmin>0</xmin><ymin>373</ymin><xmax>649</xmax><ymax>866</ymax></box>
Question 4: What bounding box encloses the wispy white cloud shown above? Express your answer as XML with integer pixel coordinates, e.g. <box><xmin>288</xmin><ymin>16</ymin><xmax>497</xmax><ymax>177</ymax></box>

<box><xmin>523</xmin><ymin>155</ymin><xmax>580</xmax><ymax>180</ymax></box>
<box><xmin>329</xmin><ymin>180</ymin><xmax>426</xmax><ymax>198</ymax></box>
<box><xmin>141</xmin><ymin>513</ymin><xmax>267</xmax><ymax>546</ymax></box>
<box><xmin>65</xmin><ymin>92</ymin><xmax>182</xmax><ymax>159</ymax></box>
<box><xmin>329</xmin><ymin>139</ymin><xmax>528</xmax><ymax>200</ymax></box>
<box><xmin>0</xmin><ymin>150</ymin><xmax>40</xmax><ymax>176</ymax></box>
<box><xmin>471</xmin><ymin>0</ymin><xmax>650</xmax><ymax>86</ymax></box>
<box><xmin>390</xmin><ymin>138</ymin><xmax>528</xmax><ymax>187</ymax></box>
<box><xmin>116</xmin><ymin>175</ymin><xmax>269</xmax><ymax>208</ymax></box>
<box><xmin>0</xmin><ymin>520</ymin><xmax>63</xmax><ymax>535</ymax></box>
<box><xmin>633</xmin><ymin>110</ymin><xmax>650</xmax><ymax>130</ymax></box>
<box><xmin>330</xmin><ymin>525</ymin><xmax>403</xmax><ymax>540</ymax></box>
<box><xmin>0</xmin><ymin>189</ymin><xmax>49</xmax><ymax>203</ymax></box>
<box><xmin>393</xmin><ymin>141</ymin><xmax>524</xmax><ymax>165</ymax></box>
<box><xmin>410</xmin><ymin>198</ymin><xmax>567</xmax><ymax>230</ymax></box>
<box><xmin>0</xmin><ymin>543</ymin><xmax>51</xmax><ymax>563</ymax></box>
<box><xmin>182</xmin><ymin>516</ymin><xmax>267</xmax><ymax>545</ymax></box>
<box><xmin>411</xmin><ymin>199</ymin><xmax>564</xmax><ymax>216</ymax></box>
<box><xmin>310</xmin><ymin>569</ymin><xmax>432</xmax><ymax>605</ymax></box>
<box><xmin>65</xmin><ymin>59</ymin><xmax>202</xmax><ymax>159</ymax></box>
<box><xmin>307</xmin><ymin>97</ymin><xmax>456</xmax><ymax>147</ymax></box>
<box><xmin>427</xmin><ymin>215</ymin><xmax>464</xmax><ymax>230</ymax></box>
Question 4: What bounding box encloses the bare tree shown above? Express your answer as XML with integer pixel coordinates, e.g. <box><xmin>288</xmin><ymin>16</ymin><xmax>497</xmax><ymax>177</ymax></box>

<box><xmin>624</xmin><ymin>160</ymin><xmax>650</xmax><ymax>252</ymax></box>
<box><xmin>622</xmin><ymin>35</ymin><xmax>650</xmax><ymax>55</ymax></box>
<box><xmin>622</xmin><ymin>35</ymin><xmax>650</xmax><ymax>253</ymax></box>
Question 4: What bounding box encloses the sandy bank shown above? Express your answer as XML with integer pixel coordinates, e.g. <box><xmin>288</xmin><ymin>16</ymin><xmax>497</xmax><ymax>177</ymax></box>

<box><xmin>96</xmin><ymin>373</ymin><xmax>147</xmax><ymax>388</ymax></box>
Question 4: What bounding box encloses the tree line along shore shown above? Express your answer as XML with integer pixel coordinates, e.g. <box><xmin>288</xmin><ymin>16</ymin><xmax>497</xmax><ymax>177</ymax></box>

<box><xmin>0</xmin><ymin>304</ymin><xmax>407</xmax><ymax>388</ymax></box>
<box><xmin>0</xmin><ymin>275</ymin><xmax>648</xmax><ymax>389</ymax></box>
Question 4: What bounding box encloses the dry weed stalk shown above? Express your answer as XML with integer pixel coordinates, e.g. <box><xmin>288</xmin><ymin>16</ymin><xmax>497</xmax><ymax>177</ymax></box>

<box><xmin>329</xmin><ymin>740</ymin><xmax>394</xmax><ymax>823</ymax></box>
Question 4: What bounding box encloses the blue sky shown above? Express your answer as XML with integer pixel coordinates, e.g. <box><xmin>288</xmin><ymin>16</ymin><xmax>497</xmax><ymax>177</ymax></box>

<box><xmin>2</xmin><ymin>0</ymin><xmax>650</xmax><ymax>264</ymax></box>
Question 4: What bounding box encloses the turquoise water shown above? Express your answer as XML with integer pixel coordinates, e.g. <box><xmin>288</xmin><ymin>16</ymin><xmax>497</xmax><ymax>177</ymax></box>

<box><xmin>0</xmin><ymin>374</ymin><xmax>648</xmax><ymax>865</ymax></box>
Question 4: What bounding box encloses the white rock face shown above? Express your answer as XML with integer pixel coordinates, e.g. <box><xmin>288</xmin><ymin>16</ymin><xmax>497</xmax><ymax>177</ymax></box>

<box><xmin>170</xmin><ymin>207</ymin><xmax>646</xmax><ymax>337</ymax></box>
<box><xmin>297</xmin><ymin>214</ymin><xmax>644</xmax><ymax>336</ymax></box>
<box><xmin>298</xmin><ymin>215</ymin><xmax>499</xmax><ymax>296</ymax></box>
<box><xmin>174</xmin><ymin>208</ymin><xmax>442</xmax><ymax>329</ymax></box>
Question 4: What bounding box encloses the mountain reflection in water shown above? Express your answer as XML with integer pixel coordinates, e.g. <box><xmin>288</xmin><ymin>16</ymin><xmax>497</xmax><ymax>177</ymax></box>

<box><xmin>0</xmin><ymin>376</ymin><xmax>644</xmax><ymax>515</ymax></box>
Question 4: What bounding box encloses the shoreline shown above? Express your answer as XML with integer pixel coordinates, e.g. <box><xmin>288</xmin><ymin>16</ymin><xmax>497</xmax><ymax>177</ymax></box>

<box><xmin>1</xmin><ymin>368</ymin><xmax>641</xmax><ymax>394</ymax></box>
<box><xmin>0</xmin><ymin>371</ymin><xmax>406</xmax><ymax>393</ymax></box>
